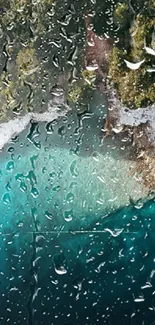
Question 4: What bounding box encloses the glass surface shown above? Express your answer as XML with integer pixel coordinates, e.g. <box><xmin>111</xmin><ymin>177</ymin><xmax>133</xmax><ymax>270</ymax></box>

<box><xmin>0</xmin><ymin>0</ymin><xmax>155</xmax><ymax>324</ymax></box>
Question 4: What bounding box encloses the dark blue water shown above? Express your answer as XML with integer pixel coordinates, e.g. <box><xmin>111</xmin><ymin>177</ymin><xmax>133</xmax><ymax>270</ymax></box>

<box><xmin>1</xmin><ymin>197</ymin><xmax>155</xmax><ymax>325</ymax></box>
<box><xmin>0</xmin><ymin>95</ymin><xmax>154</xmax><ymax>325</ymax></box>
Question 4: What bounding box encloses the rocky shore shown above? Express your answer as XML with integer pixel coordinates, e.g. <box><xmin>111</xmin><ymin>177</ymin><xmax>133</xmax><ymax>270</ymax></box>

<box><xmin>84</xmin><ymin>16</ymin><xmax>155</xmax><ymax>192</ymax></box>
<box><xmin>103</xmin><ymin>88</ymin><xmax>155</xmax><ymax>191</ymax></box>
<box><xmin>0</xmin><ymin>101</ymin><xmax>70</xmax><ymax>150</ymax></box>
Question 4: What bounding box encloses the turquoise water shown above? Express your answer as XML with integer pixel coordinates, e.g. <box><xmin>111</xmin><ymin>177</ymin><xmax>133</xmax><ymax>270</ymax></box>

<box><xmin>0</xmin><ymin>92</ymin><xmax>155</xmax><ymax>324</ymax></box>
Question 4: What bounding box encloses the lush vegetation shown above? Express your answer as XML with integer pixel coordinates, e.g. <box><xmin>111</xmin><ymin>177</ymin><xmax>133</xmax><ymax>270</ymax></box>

<box><xmin>0</xmin><ymin>0</ymin><xmax>115</xmax><ymax>114</ymax></box>
<box><xmin>0</xmin><ymin>0</ymin><xmax>86</xmax><ymax>116</ymax></box>
<box><xmin>67</xmin><ymin>69</ymin><xmax>96</xmax><ymax>106</ymax></box>
<box><xmin>0</xmin><ymin>0</ymin><xmax>154</xmax><ymax>116</ymax></box>
<box><xmin>108</xmin><ymin>1</ymin><xmax>155</xmax><ymax>109</ymax></box>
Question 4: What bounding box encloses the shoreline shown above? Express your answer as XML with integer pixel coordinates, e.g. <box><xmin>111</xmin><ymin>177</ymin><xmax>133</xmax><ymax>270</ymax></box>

<box><xmin>103</xmin><ymin>86</ymin><xmax>155</xmax><ymax>191</ymax></box>
<box><xmin>0</xmin><ymin>103</ymin><xmax>70</xmax><ymax>150</ymax></box>
<box><xmin>0</xmin><ymin>95</ymin><xmax>150</xmax><ymax>219</ymax></box>
<box><xmin>0</xmin><ymin>80</ymin><xmax>154</xmax><ymax>193</ymax></box>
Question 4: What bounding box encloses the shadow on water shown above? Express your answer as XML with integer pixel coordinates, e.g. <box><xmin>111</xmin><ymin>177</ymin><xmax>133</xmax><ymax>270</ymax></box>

<box><xmin>0</xmin><ymin>182</ymin><xmax>155</xmax><ymax>324</ymax></box>
<box><xmin>30</xmin><ymin>197</ymin><xmax>155</xmax><ymax>324</ymax></box>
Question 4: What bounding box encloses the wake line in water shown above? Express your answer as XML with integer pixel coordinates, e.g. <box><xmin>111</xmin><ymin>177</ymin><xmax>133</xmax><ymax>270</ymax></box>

<box><xmin>0</xmin><ymin>104</ymin><xmax>70</xmax><ymax>150</ymax></box>
<box><xmin>0</xmin><ymin>230</ymin><xmax>152</xmax><ymax>235</ymax></box>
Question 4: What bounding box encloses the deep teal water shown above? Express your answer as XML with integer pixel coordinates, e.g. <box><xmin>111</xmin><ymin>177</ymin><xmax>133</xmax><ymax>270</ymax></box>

<box><xmin>0</xmin><ymin>94</ymin><xmax>155</xmax><ymax>324</ymax></box>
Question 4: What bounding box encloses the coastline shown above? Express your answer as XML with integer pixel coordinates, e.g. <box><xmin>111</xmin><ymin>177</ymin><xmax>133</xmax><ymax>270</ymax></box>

<box><xmin>0</xmin><ymin>103</ymin><xmax>70</xmax><ymax>150</ymax></box>
<box><xmin>103</xmin><ymin>86</ymin><xmax>155</xmax><ymax>191</ymax></box>
<box><xmin>0</xmin><ymin>91</ymin><xmax>150</xmax><ymax>222</ymax></box>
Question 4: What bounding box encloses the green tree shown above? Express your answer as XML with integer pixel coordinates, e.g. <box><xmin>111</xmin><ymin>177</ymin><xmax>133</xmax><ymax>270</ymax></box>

<box><xmin>117</xmin><ymin>69</ymin><xmax>155</xmax><ymax>109</ymax></box>
<box><xmin>131</xmin><ymin>14</ymin><xmax>155</xmax><ymax>59</ymax></box>
<box><xmin>108</xmin><ymin>47</ymin><xmax>126</xmax><ymax>84</ymax></box>
<box><xmin>114</xmin><ymin>3</ymin><xmax>130</xmax><ymax>28</ymax></box>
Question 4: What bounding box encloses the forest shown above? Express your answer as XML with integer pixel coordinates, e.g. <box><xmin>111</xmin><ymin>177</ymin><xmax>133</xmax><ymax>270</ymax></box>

<box><xmin>0</xmin><ymin>0</ymin><xmax>154</xmax><ymax>117</ymax></box>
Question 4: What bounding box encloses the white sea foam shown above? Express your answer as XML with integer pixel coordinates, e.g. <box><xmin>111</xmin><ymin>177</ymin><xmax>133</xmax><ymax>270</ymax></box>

<box><xmin>107</xmin><ymin>86</ymin><xmax>155</xmax><ymax>139</ymax></box>
<box><xmin>120</xmin><ymin>104</ymin><xmax>155</xmax><ymax>126</ymax></box>
<box><xmin>0</xmin><ymin>103</ymin><xmax>70</xmax><ymax>150</ymax></box>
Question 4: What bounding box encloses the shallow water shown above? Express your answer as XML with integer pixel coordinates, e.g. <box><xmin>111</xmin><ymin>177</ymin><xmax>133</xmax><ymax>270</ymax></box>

<box><xmin>0</xmin><ymin>91</ymin><xmax>154</xmax><ymax>324</ymax></box>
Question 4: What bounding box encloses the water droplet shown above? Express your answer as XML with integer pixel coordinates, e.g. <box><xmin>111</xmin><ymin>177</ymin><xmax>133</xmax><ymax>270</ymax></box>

<box><xmin>66</xmin><ymin>192</ymin><xmax>74</xmax><ymax>203</ymax></box>
<box><xmin>52</xmin><ymin>54</ymin><xmax>59</xmax><ymax>68</ymax></box>
<box><xmin>30</xmin><ymin>154</ymin><xmax>38</xmax><ymax>169</ymax></box>
<box><xmin>30</xmin><ymin>187</ymin><xmax>39</xmax><ymax>198</ymax></box>
<box><xmin>27</xmin><ymin>122</ymin><xmax>40</xmax><ymax>142</ymax></box>
<box><xmin>15</xmin><ymin>173</ymin><xmax>24</xmax><ymax>182</ymax></box>
<box><xmin>53</xmin><ymin>253</ymin><xmax>67</xmax><ymax>275</ymax></box>
<box><xmin>49</xmin><ymin>172</ymin><xmax>56</xmax><ymax>179</ymax></box>
<box><xmin>54</xmin><ymin>266</ymin><xmax>67</xmax><ymax>275</ymax></box>
<box><xmin>58</xmin><ymin>171</ymin><xmax>63</xmax><ymax>179</ymax></box>
<box><xmin>58</xmin><ymin>126</ymin><xmax>66</xmax><ymax>137</ymax></box>
<box><xmin>69</xmin><ymin>182</ymin><xmax>77</xmax><ymax>189</ymax></box>
<box><xmin>31</xmin><ymin>208</ymin><xmax>41</xmax><ymax>231</ymax></box>
<box><xmin>6</xmin><ymin>161</ymin><xmax>14</xmax><ymax>172</ymax></box>
<box><xmin>52</xmin><ymin>185</ymin><xmax>61</xmax><ymax>192</ymax></box>
<box><xmin>134</xmin><ymin>296</ymin><xmax>145</xmax><ymax>302</ymax></box>
<box><xmin>72</xmin><ymin>276</ymin><xmax>83</xmax><ymax>290</ymax></box>
<box><xmin>64</xmin><ymin>209</ymin><xmax>73</xmax><ymax>222</ymax></box>
<box><xmin>92</xmin><ymin>152</ymin><xmax>100</xmax><ymax>162</ymax></box>
<box><xmin>45</xmin><ymin>211</ymin><xmax>53</xmax><ymax>221</ymax></box>
<box><xmin>42</xmin><ymin>167</ymin><xmax>47</xmax><ymax>174</ymax></box>
<box><xmin>49</xmin><ymin>155</ymin><xmax>56</xmax><ymax>162</ymax></box>
<box><xmin>95</xmin><ymin>262</ymin><xmax>106</xmax><ymax>273</ymax></box>
<box><xmin>8</xmin><ymin>147</ymin><xmax>14</xmax><ymax>153</ymax></box>
<box><xmin>104</xmin><ymin>228</ymin><xmax>123</xmax><ymax>237</ymax></box>
<box><xmin>11</xmin><ymin>135</ymin><xmax>19</xmax><ymax>143</ymax></box>
<box><xmin>20</xmin><ymin>181</ymin><xmax>27</xmax><ymax>192</ymax></box>
<box><xmin>70</xmin><ymin>160</ymin><xmax>78</xmax><ymax>177</ymax></box>
<box><xmin>134</xmin><ymin>201</ymin><xmax>144</xmax><ymax>209</ymax></box>
<box><xmin>27</xmin><ymin>170</ymin><xmax>37</xmax><ymax>186</ymax></box>
<box><xmin>35</xmin><ymin>236</ymin><xmax>45</xmax><ymax>249</ymax></box>
<box><xmin>3</xmin><ymin>193</ymin><xmax>11</xmax><ymax>204</ymax></box>
<box><xmin>5</xmin><ymin>182</ymin><xmax>11</xmax><ymax>191</ymax></box>
<box><xmin>46</xmin><ymin>121</ymin><xmax>54</xmax><ymax>134</ymax></box>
